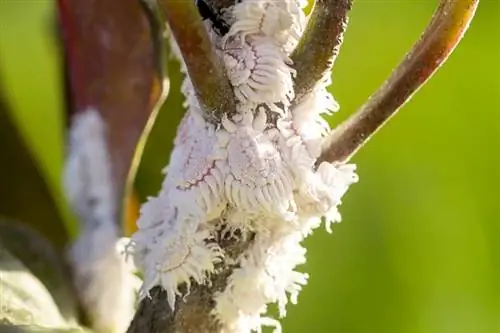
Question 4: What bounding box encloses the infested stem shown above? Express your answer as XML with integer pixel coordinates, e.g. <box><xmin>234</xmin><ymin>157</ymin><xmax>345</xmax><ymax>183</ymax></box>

<box><xmin>157</xmin><ymin>0</ymin><xmax>237</xmax><ymax>123</ymax></box>
<box><xmin>126</xmin><ymin>225</ymin><xmax>254</xmax><ymax>333</ymax></box>
<box><xmin>291</xmin><ymin>0</ymin><xmax>353</xmax><ymax>103</ymax></box>
<box><xmin>127</xmin><ymin>1</ymin><xmax>479</xmax><ymax>332</ymax></box>
<box><xmin>317</xmin><ymin>0</ymin><xmax>479</xmax><ymax>165</ymax></box>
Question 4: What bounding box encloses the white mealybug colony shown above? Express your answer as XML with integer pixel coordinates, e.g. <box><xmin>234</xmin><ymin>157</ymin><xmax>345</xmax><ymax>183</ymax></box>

<box><xmin>127</xmin><ymin>1</ymin><xmax>358</xmax><ymax>332</ymax></box>
<box><xmin>64</xmin><ymin>109</ymin><xmax>139</xmax><ymax>333</ymax></box>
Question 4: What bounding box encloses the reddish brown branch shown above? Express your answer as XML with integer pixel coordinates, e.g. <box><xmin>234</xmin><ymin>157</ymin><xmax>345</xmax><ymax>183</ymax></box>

<box><xmin>318</xmin><ymin>0</ymin><xmax>479</xmax><ymax>165</ymax></box>
<box><xmin>158</xmin><ymin>0</ymin><xmax>237</xmax><ymax>122</ymax></box>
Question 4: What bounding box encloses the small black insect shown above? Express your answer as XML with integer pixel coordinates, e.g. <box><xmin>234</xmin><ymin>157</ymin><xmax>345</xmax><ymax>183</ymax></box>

<box><xmin>195</xmin><ymin>0</ymin><xmax>241</xmax><ymax>36</ymax></box>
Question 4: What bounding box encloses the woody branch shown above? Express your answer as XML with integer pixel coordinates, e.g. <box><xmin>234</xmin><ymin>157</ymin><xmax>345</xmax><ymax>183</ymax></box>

<box><xmin>127</xmin><ymin>3</ymin><xmax>243</xmax><ymax>333</ymax></box>
<box><xmin>127</xmin><ymin>2</ymin><xmax>353</xmax><ymax>332</ymax></box>
<box><xmin>127</xmin><ymin>0</ymin><xmax>478</xmax><ymax>332</ymax></box>
<box><xmin>317</xmin><ymin>0</ymin><xmax>479</xmax><ymax>164</ymax></box>
<box><xmin>291</xmin><ymin>0</ymin><xmax>353</xmax><ymax>103</ymax></box>
<box><xmin>157</xmin><ymin>0</ymin><xmax>236</xmax><ymax>123</ymax></box>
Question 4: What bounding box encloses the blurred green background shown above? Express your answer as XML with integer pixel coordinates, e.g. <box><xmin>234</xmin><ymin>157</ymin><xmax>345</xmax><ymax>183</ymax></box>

<box><xmin>0</xmin><ymin>1</ymin><xmax>498</xmax><ymax>333</ymax></box>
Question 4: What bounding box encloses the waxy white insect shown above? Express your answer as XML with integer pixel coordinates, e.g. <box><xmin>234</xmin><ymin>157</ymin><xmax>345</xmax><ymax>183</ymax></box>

<box><xmin>128</xmin><ymin>1</ymin><xmax>358</xmax><ymax>332</ymax></box>
<box><xmin>64</xmin><ymin>109</ymin><xmax>139</xmax><ymax>333</ymax></box>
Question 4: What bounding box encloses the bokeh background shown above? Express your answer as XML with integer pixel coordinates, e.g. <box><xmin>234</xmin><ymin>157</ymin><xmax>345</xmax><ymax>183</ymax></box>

<box><xmin>0</xmin><ymin>0</ymin><xmax>498</xmax><ymax>333</ymax></box>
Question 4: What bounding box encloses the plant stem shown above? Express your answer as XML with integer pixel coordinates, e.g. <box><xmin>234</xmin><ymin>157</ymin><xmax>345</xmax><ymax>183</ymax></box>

<box><xmin>317</xmin><ymin>0</ymin><xmax>479</xmax><ymax>165</ymax></box>
<box><xmin>126</xmin><ymin>226</ymin><xmax>254</xmax><ymax>333</ymax></box>
<box><xmin>291</xmin><ymin>0</ymin><xmax>353</xmax><ymax>103</ymax></box>
<box><xmin>158</xmin><ymin>0</ymin><xmax>237</xmax><ymax>123</ymax></box>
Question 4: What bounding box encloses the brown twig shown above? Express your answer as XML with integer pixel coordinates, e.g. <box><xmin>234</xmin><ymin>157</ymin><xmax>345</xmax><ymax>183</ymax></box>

<box><xmin>127</xmin><ymin>226</ymin><xmax>254</xmax><ymax>333</ymax></box>
<box><xmin>291</xmin><ymin>0</ymin><xmax>353</xmax><ymax>103</ymax></box>
<box><xmin>126</xmin><ymin>2</ymin><xmax>245</xmax><ymax>331</ymax></box>
<box><xmin>157</xmin><ymin>0</ymin><xmax>237</xmax><ymax>123</ymax></box>
<box><xmin>317</xmin><ymin>0</ymin><xmax>479</xmax><ymax>165</ymax></box>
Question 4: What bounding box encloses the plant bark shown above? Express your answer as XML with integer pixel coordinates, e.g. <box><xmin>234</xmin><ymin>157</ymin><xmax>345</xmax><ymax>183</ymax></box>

<box><xmin>127</xmin><ymin>227</ymin><xmax>254</xmax><ymax>333</ymax></box>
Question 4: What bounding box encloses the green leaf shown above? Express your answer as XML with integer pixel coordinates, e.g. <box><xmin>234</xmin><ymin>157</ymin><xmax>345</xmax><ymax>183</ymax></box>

<box><xmin>133</xmin><ymin>55</ymin><xmax>185</xmax><ymax>203</ymax></box>
<box><xmin>125</xmin><ymin>46</ymin><xmax>186</xmax><ymax>235</ymax></box>
<box><xmin>0</xmin><ymin>1</ymin><xmax>74</xmax><ymax>238</ymax></box>
<box><xmin>0</xmin><ymin>94</ymin><xmax>70</xmax><ymax>251</ymax></box>
<box><xmin>0</xmin><ymin>325</ymin><xmax>90</xmax><ymax>333</ymax></box>
<box><xmin>0</xmin><ymin>220</ymin><xmax>83</xmax><ymax>330</ymax></box>
<box><xmin>0</xmin><ymin>220</ymin><xmax>80</xmax><ymax>323</ymax></box>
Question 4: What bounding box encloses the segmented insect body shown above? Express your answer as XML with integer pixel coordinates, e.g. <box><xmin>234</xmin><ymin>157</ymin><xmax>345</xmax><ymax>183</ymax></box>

<box><xmin>129</xmin><ymin>1</ymin><xmax>358</xmax><ymax>332</ymax></box>
<box><xmin>130</xmin><ymin>109</ymin><xmax>227</xmax><ymax>309</ymax></box>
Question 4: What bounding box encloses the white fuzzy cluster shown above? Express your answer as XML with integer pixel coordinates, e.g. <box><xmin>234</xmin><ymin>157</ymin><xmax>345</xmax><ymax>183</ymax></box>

<box><xmin>64</xmin><ymin>109</ymin><xmax>139</xmax><ymax>333</ymax></box>
<box><xmin>128</xmin><ymin>1</ymin><xmax>358</xmax><ymax>332</ymax></box>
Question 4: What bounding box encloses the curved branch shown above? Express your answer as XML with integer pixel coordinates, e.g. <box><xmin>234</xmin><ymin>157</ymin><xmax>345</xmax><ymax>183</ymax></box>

<box><xmin>158</xmin><ymin>0</ymin><xmax>237</xmax><ymax>123</ymax></box>
<box><xmin>317</xmin><ymin>0</ymin><xmax>479</xmax><ymax>165</ymax></box>
<box><xmin>291</xmin><ymin>0</ymin><xmax>353</xmax><ymax>103</ymax></box>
